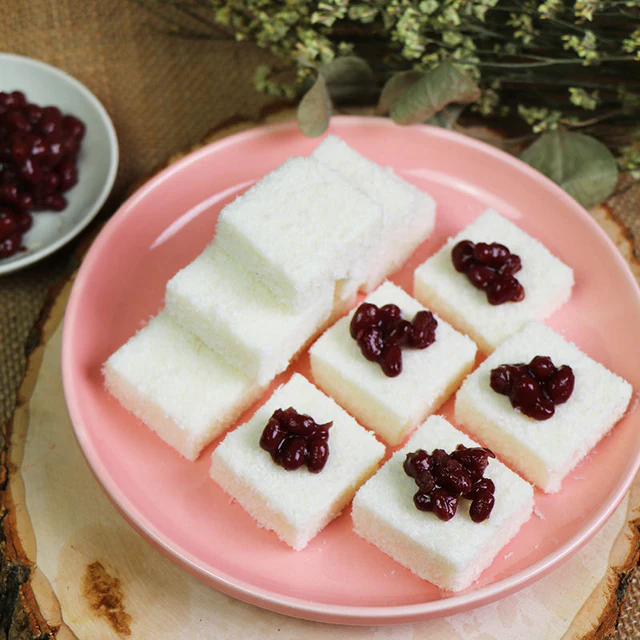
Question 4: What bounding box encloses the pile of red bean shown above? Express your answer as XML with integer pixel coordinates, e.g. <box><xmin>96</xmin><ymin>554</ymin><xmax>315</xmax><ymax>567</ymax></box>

<box><xmin>349</xmin><ymin>302</ymin><xmax>438</xmax><ymax>378</ymax></box>
<box><xmin>490</xmin><ymin>356</ymin><xmax>575</xmax><ymax>420</ymax></box>
<box><xmin>451</xmin><ymin>240</ymin><xmax>524</xmax><ymax>305</ymax></box>
<box><xmin>259</xmin><ymin>407</ymin><xmax>332</xmax><ymax>473</ymax></box>
<box><xmin>404</xmin><ymin>445</ymin><xmax>497</xmax><ymax>522</ymax></box>
<box><xmin>0</xmin><ymin>90</ymin><xmax>86</xmax><ymax>258</ymax></box>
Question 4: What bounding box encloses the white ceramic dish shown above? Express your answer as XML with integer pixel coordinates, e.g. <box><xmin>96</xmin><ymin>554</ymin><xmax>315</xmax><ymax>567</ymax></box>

<box><xmin>0</xmin><ymin>53</ymin><xmax>118</xmax><ymax>275</ymax></box>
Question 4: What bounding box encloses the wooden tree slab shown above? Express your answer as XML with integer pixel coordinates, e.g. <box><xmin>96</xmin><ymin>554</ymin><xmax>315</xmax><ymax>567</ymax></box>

<box><xmin>2</xmin><ymin>113</ymin><xmax>640</xmax><ymax>639</ymax></box>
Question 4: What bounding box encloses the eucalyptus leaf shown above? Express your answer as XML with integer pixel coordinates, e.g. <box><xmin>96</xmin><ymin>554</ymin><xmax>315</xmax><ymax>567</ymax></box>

<box><xmin>520</xmin><ymin>129</ymin><xmax>618</xmax><ymax>209</ymax></box>
<box><xmin>425</xmin><ymin>104</ymin><xmax>464</xmax><ymax>129</ymax></box>
<box><xmin>319</xmin><ymin>56</ymin><xmax>376</xmax><ymax>104</ymax></box>
<box><xmin>377</xmin><ymin>70</ymin><xmax>423</xmax><ymax>114</ymax></box>
<box><xmin>390</xmin><ymin>61</ymin><xmax>480</xmax><ymax>126</ymax></box>
<box><xmin>297</xmin><ymin>74</ymin><xmax>331</xmax><ymax>137</ymax></box>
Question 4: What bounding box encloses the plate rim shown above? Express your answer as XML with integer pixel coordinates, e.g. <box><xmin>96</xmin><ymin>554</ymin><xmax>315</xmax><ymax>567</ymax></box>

<box><xmin>61</xmin><ymin>115</ymin><xmax>640</xmax><ymax>624</ymax></box>
<box><xmin>0</xmin><ymin>52</ymin><xmax>119</xmax><ymax>275</ymax></box>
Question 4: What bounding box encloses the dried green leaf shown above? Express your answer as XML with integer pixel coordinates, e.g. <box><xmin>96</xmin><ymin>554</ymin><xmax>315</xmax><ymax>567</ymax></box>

<box><xmin>390</xmin><ymin>61</ymin><xmax>480</xmax><ymax>125</ymax></box>
<box><xmin>377</xmin><ymin>70</ymin><xmax>423</xmax><ymax>114</ymax></box>
<box><xmin>297</xmin><ymin>74</ymin><xmax>331</xmax><ymax>137</ymax></box>
<box><xmin>520</xmin><ymin>130</ymin><xmax>618</xmax><ymax>209</ymax></box>
<box><xmin>319</xmin><ymin>56</ymin><xmax>376</xmax><ymax>104</ymax></box>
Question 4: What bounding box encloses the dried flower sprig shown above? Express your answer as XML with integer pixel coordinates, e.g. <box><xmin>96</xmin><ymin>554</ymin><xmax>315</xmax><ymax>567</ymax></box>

<box><xmin>132</xmin><ymin>0</ymin><xmax>640</xmax><ymax>207</ymax></box>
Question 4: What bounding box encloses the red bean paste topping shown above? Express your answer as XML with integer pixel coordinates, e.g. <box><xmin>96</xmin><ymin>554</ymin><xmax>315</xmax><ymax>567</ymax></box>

<box><xmin>451</xmin><ymin>240</ymin><xmax>525</xmax><ymax>305</ymax></box>
<box><xmin>404</xmin><ymin>445</ymin><xmax>497</xmax><ymax>522</ymax></box>
<box><xmin>259</xmin><ymin>407</ymin><xmax>332</xmax><ymax>473</ymax></box>
<box><xmin>350</xmin><ymin>302</ymin><xmax>438</xmax><ymax>378</ymax></box>
<box><xmin>490</xmin><ymin>356</ymin><xmax>575</xmax><ymax>421</ymax></box>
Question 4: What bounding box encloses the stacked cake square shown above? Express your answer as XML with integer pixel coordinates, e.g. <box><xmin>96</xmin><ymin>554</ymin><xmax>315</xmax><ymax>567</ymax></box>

<box><xmin>103</xmin><ymin>312</ymin><xmax>262</xmax><ymax>461</ymax></box>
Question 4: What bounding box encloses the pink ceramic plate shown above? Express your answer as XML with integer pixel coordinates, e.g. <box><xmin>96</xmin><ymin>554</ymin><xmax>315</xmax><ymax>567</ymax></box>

<box><xmin>62</xmin><ymin>117</ymin><xmax>640</xmax><ymax>625</ymax></box>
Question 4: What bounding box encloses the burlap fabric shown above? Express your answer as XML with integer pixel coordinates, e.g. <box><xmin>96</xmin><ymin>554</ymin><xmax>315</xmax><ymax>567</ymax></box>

<box><xmin>1</xmin><ymin>2</ymin><xmax>639</xmax><ymax>637</ymax></box>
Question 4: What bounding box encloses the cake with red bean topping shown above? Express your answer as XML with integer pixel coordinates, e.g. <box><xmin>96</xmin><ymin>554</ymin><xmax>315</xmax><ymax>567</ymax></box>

<box><xmin>309</xmin><ymin>281</ymin><xmax>477</xmax><ymax>445</ymax></box>
<box><xmin>455</xmin><ymin>322</ymin><xmax>632</xmax><ymax>492</ymax></box>
<box><xmin>210</xmin><ymin>373</ymin><xmax>385</xmax><ymax>550</ymax></box>
<box><xmin>352</xmin><ymin>415</ymin><xmax>534</xmax><ymax>591</ymax></box>
<box><xmin>414</xmin><ymin>209</ymin><xmax>574</xmax><ymax>352</ymax></box>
